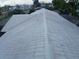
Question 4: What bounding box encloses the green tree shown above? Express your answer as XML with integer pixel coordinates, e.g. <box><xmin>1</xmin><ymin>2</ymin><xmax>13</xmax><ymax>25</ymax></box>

<box><xmin>52</xmin><ymin>0</ymin><xmax>66</xmax><ymax>10</ymax></box>
<box><xmin>33</xmin><ymin>0</ymin><xmax>40</xmax><ymax>8</ymax></box>
<box><xmin>65</xmin><ymin>1</ymin><xmax>77</xmax><ymax>16</ymax></box>
<box><xmin>68</xmin><ymin>2</ymin><xmax>76</xmax><ymax>15</ymax></box>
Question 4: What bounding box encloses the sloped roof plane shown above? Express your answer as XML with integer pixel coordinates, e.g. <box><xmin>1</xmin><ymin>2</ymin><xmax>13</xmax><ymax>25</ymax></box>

<box><xmin>0</xmin><ymin>8</ymin><xmax>79</xmax><ymax>59</ymax></box>
<box><xmin>1</xmin><ymin>14</ymin><xmax>29</xmax><ymax>32</ymax></box>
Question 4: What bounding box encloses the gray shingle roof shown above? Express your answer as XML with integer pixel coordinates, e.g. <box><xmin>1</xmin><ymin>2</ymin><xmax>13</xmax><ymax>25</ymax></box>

<box><xmin>0</xmin><ymin>8</ymin><xmax>79</xmax><ymax>59</ymax></box>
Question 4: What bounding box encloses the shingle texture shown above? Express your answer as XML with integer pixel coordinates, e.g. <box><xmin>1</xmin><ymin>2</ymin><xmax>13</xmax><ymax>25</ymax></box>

<box><xmin>0</xmin><ymin>8</ymin><xmax>79</xmax><ymax>59</ymax></box>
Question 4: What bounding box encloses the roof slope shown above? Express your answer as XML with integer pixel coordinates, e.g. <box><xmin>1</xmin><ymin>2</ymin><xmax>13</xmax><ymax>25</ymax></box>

<box><xmin>0</xmin><ymin>8</ymin><xmax>79</xmax><ymax>59</ymax></box>
<box><xmin>1</xmin><ymin>14</ymin><xmax>29</xmax><ymax>32</ymax></box>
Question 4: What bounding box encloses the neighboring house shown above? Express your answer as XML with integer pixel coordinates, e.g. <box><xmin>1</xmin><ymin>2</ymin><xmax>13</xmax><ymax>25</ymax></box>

<box><xmin>9</xmin><ymin>6</ymin><xmax>17</xmax><ymax>11</ymax></box>
<box><xmin>41</xmin><ymin>3</ymin><xmax>53</xmax><ymax>8</ymax></box>
<box><xmin>19</xmin><ymin>5</ymin><xmax>32</xmax><ymax>10</ymax></box>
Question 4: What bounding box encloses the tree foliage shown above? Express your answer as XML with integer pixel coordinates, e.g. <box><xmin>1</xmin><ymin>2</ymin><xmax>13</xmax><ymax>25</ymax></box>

<box><xmin>52</xmin><ymin>0</ymin><xmax>77</xmax><ymax>16</ymax></box>
<box><xmin>52</xmin><ymin>0</ymin><xmax>65</xmax><ymax>10</ymax></box>
<box><xmin>65</xmin><ymin>2</ymin><xmax>76</xmax><ymax>16</ymax></box>
<box><xmin>33</xmin><ymin>0</ymin><xmax>41</xmax><ymax>8</ymax></box>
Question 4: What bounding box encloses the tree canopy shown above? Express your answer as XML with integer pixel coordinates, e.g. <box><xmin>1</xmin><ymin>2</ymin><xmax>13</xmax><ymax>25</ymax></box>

<box><xmin>52</xmin><ymin>0</ymin><xmax>77</xmax><ymax>16</ymax></box>
<box><xmin>52</xmin><ymin>0</ymin><xmax>66</xmax><ymax>10</ymax></box>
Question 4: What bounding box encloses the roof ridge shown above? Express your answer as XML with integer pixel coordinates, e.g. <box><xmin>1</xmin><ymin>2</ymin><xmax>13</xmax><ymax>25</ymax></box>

<box><xmin>43</xmin><ymin>9</ymin><xmax>51</xmax><ymax>59</ymax></box>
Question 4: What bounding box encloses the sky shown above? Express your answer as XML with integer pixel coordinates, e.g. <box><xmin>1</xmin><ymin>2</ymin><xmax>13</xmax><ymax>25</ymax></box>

<box><xmin>0</xmin><ymin>0</ymin><xmax>52</xmax><ymax>6</ymax></box>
